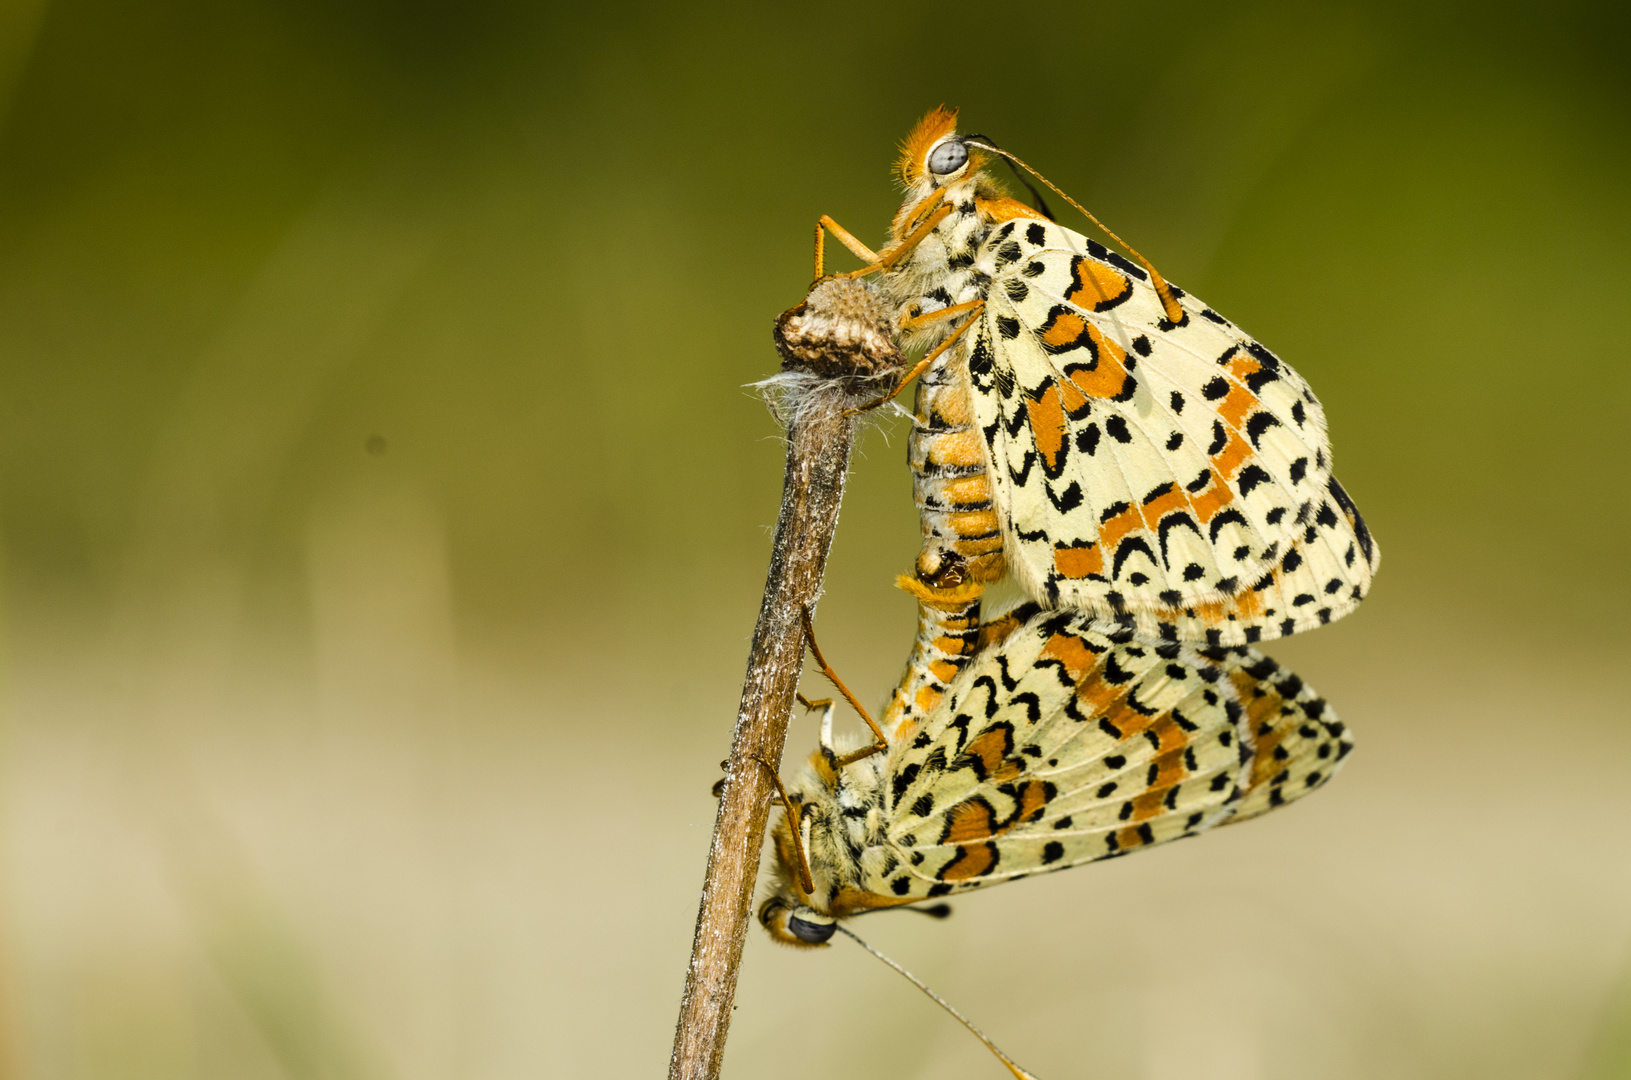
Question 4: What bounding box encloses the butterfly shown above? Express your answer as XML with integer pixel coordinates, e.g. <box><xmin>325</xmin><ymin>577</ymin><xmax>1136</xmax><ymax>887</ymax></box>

<box><xmin>760</xmin><ymin>601</ymin><xmax>1350</xmax><ymax>945</ymax></box>
<box><xmin>752</xmin><ymin>252</ymin><xmax>1354</xmax><ymax>1078</ymax></box>
<box><xmin>821</xmin><ymin>107</ymin><xmax>1379</xmax><ymax>648</ymax></box>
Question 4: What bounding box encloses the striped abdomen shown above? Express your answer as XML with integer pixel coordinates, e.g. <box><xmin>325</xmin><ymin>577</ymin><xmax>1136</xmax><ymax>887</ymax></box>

<box><xmin>881</xmin><ymin>349</ymin><xmax>1007</xmax><ymax>740</ymax></box>
<box><xmin>908</xmin><ymin>353</ymin><xmax>1004</xmax><ymax>593</ymax></box>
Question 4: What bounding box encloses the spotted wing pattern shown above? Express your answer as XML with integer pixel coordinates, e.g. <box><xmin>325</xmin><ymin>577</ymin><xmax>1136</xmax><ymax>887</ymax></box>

<box><xmin>856</xmin><ymin>605</ymin><xmax>1350</xmax><ymax>901</ymax></box>
<box><xmin>965</xmin><ymin>218</ymin><xmax>1378</xmax><ymax>646</ymax></box>
<box><xmin>1200</xmin><ymin>644</ymin><xmax>1353</xmax><ymax>823</ymax></box>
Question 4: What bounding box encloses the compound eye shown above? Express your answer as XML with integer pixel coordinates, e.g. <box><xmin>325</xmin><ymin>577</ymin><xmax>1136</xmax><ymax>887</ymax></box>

<box><xmin>787</xmin><ymin>914</ymin><xmax>837</xmax><ymax>944</ymax></box>
<box><xmin>927</xmin><ymin>139</ymin><xmax>968</xmax><ymax>177</ymax></box>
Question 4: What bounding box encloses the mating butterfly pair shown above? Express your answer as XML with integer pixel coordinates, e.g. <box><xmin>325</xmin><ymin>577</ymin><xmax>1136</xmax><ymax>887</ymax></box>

<box><xmin>756</xmin><ymin>108</ymin><xmax>1377</xmax><ymax>1076</ymax></box>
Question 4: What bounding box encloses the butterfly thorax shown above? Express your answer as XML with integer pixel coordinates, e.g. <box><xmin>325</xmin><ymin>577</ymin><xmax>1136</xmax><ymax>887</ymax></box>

<box><xmin>884</xmin><ymin>174</ymin><xmax>993</xmax><ymax>350</ymax></box>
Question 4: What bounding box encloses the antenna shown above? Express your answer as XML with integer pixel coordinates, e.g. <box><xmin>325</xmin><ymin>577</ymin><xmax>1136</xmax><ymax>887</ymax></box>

<box><xmin>837</xmin><ymin>925</ymin><xmax>1040</xmax><ymax>1080</ymax></box>
<box><xmin>962</xmin><ymin>133</ymin><xmax>1054</xmax><ymax>221</ymax></box>
<box><xmin>962</xmin><ymin>140</ymin><xmax>1184</xmax><ymax>325</ymax></box>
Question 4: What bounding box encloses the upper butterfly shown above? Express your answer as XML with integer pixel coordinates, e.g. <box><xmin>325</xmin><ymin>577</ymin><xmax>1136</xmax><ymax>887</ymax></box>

<box><xmin>827</xmin><ymin>108</ymin><xmax>1379</xmax><ymax>646</ymax></box>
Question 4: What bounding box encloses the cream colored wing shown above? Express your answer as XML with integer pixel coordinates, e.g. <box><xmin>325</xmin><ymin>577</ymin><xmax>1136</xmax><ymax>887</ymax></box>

<box><xmin>856</xmin><ymin>605</ymin><xmax>1348</xmax><ymax>901</ymax></box>
<box><xmin>966</xmin><ymin>218</ymin><xmax>1378</xmax><ymax>645</ymax></box>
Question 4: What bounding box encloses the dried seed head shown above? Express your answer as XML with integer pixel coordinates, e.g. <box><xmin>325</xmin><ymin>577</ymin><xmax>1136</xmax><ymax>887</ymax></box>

<box><xmin>773</xmin><ymin>276</ymin><xmax>902</xmax><ymax>382</ymax></box>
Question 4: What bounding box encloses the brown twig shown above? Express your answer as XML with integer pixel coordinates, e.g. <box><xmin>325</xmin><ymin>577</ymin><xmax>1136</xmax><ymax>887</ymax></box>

<box><xmin>669</xmin><ymin>277</ymin><xmax>903</xmax><ymax>1080</ymax></box>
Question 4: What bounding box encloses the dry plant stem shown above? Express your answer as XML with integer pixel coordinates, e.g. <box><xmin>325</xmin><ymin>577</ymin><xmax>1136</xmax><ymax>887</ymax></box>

<box><xmin>668</xmin><ymin>396</ymin><xmax>856</xmax><ymax>1080</ymax></box>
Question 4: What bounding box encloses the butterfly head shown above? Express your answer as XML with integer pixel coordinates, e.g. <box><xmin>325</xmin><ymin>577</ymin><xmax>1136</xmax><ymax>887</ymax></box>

<box><xmin>897</xmin><ymin>106</ymin><xmax>978</xmax><ymax>185</ymax></box>
<box><xmin>759</xmin><ymin>894</ymin><xmax>837</xmax><ymax>948</ymax></box>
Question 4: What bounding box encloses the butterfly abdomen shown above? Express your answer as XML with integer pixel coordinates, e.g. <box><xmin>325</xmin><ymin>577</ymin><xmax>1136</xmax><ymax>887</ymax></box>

<box><xmin>879</xmin><ymin>594</ymin><xmax>982</xmax><ymax>742</ymax></box>
<box><xmin>908</xmin><ymin>360</ymin><xmax>1005</xmax><ymax>592</ymax></box>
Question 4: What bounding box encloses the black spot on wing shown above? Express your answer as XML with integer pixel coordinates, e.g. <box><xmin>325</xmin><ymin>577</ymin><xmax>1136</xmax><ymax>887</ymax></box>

<box><xmin>1157</xmin><ymin>514</ymin><xmax>1203</xmax><ymax>566</ymax></box>
<box><xmin>1142</xmin><ymin>482</ymin><xmax>1176</xmax><ymax>505</ymax></box>
<box><xmin>1207</xmin><ymin>508</ymin><xmax>1248</xmax><ymax>542</ymax></box>
<box><xmin>1246</xmin><ymin>342</ymin><xmax>1283</xmax><ymax>372</ymax></box>
<box><xmin>1237</xmin><ymin>465</ymin><xmax>1271</xmax><ymax>496</ymax></box>
<box><xmin>1083</xmin><ymin>239</ymin><xmax>1148</xmax><ymax>281</ymax></box>
<box><xmin>1245</xmin><ymin>411</ymin><xmax>1281</xmax><ymax>448</ymax></box>
<box><xmin>1241</xmin><ymin>362</ymin><xmax>1279</xmax><ymax>393</ymax></box>
<box><xmin>891</xmin><ymin>763</ymin><xmax>921</xmax><ymax>803</ymax></box>
<box><xmin>1327</xmin><ymin>476</ymin><xmax>1376</xmax><ymax>566</ymax></box>
<box><xmin>968</xmin><ymin>332</ymin><xmax>994</xmax><ymax>382</ymax></box>
<box><xmin>1111</xmin><ymin>536</ymin><xmax>1158</xmax><ymax>579</ymax></box>
<box><xmin>1047</xmin><ymin>481</ymin><xmax>1084</xmax><ymax>513</ymax></box>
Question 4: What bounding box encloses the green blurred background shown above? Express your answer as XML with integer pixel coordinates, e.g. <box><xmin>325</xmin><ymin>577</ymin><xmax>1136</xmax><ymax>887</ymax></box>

<box><xmin>1</xmin><ymin>0</ymin><xmax>1628</xmax><ymax>1077</ymax></box>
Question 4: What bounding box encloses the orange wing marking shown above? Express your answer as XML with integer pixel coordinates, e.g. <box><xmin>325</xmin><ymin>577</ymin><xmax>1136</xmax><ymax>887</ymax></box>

<box><xmin>939</xmin><ymin>841</ymin><xmax>998</xmax><ymax>881</ymax></box>
<box><xmin>1231</xmin><ymin>671</ymin><xmax>1290</xmax><ymax>788</ymax></box>
<box><xmin>1058</xmin><ymin>325</ymin><xmax>1132</xmax><ymax>399</ymax></box>
<box><xmin>944</xmin><ymin>800</ymin><xmax>998</xmax><ymax>843</ymax></box>
<box><xmin>1041</xmin><ymin>310</ymin><xmax>1087</xmax><ymax>351</ymax></box>
<box><xmin>1064</xmin><ymin>258</ymin><xmax>1132</xmax><ymax>311</ymax></box>
<box><xmin>960</xmin><ymin>725</ymin><xmax>1020</xmax><ymax>781</ymax></box>
<box><xmin>1040</xmin><ymin>632</ymin><xmax>1106</xmax><ymax>682</ymax></box>
<box><xmin>1052</xmin><ymin>542</ymin><xmax>1104</xmax><ymax>580</ymax></box>
<box><xmin>1189</xmin><ymin>469</ymin><xmax>1235</xmax><ymax>523</ymax></box>
<box><xmin>1097</xmin><ymin>503</ymin><xmax>1143</xmax><ymax>550</ymax></box>
<box><xmin>1216</xmin><ymin>384</ymin><xmax>1257</xmax><ymax>430</ymax></box>
<box><xmin>1023</xmin><ymin>383</ymin><xmax>1069</xmax><ymax>474</ymax></box>
<box><xmin>978</xmin><ymin>611</ymin><xmax>1030</xmax><ymax>649</ymax></box>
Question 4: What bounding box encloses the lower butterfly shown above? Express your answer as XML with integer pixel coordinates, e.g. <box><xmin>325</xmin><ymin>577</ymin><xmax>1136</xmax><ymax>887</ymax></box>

<box><xmin>764</xmin><ymin>602</ymin><xmax>1348</xmax><ymax>939</ymax></box>
<box><xmin>760</xmin><ymin>603</ymin><xmax>1349</xmax><ymax>1076</ymax></box>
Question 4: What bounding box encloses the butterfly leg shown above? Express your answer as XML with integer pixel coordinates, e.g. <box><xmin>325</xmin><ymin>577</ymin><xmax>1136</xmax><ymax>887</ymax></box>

<box><xmin>869</xmin><ymin>200</ymin><xmax>953</xmax><ymax>273</ymax></box>
<box><xmin>799</xmin><ymin>607</ymin><xmax>889</xmax><ymax>768</ymax></box>
<box><xmin>899</xmin><ymin>298</ymin><xmax>985</xmax><ymax>334</ymax></box>
<box><xmin>814</xmin><ymin>187</ymin><xmax>953</xmax><ymax>280</ymax></box>
<box><xmin>748</xmin><ymin>756</ymin><xmax>816</xmax><ymax>894</ymax></box>
<box><xmin>859</xmin><ymin>300</ymin><xmax>985</xmax><ymax>411</ymax></box>
<box><xmin>814</xmin><ymin>215</ymin><xmax>879</xmax><ymax>279</ymax></box>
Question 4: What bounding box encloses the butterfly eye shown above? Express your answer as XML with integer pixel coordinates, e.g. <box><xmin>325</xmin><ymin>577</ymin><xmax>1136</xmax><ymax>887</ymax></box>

<box><xmin>787</xmin><ymin>913</ymin><xmax>837</xmax><ymax>944</ymax></box>
<box><xmin>926</xmin><ymin>139</ymin><xmax>968</xmax><ymax>177</ymax></box>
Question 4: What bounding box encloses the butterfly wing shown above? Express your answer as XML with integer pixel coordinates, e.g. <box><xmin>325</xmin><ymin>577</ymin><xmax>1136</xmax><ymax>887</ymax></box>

<box><xmin>1200</xmin><ymin>645</ymin><xmax>1354</xmax><ymax>822</ymax></box>
<box><xmin>860</xmin><ymin>606</ymin><xmax>1347</xmax><ymax>900</ymax></box>
<box><xmin>967</xmin><ymin>219</ymin><xmax>1378</xmax><ymax>645</ymax></box>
